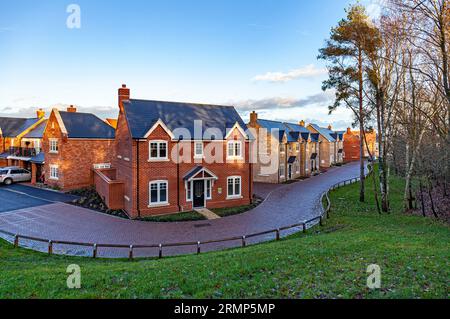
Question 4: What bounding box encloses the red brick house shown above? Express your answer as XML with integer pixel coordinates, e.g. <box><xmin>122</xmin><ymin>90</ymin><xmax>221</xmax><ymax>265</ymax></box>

<box><xmin>43</xmin><ymin>106</ymin><xmax>115</xmax><ymax>190</ymax></box>
<box><xmin>94</xmin><ymin>85</ymin><xmax>253</xmax><ymax>218</ymax></box>
<box><xmin>343</xmin><ymin>128</ymin><xmax>379</xmax><ymax>162</ymax></box>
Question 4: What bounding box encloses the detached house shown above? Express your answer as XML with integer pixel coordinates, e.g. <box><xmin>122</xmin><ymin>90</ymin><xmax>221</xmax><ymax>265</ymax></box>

<box><xmin>247</xmin><ymin>112</ymin><xmax>321</xmax><ymax>184</ymax></box>
<box><xmin>43</xmin><ymin>106</ymin><xmax>115</xmax><ymax>190</ymax></box>
<box><xmin>343</xmin><ymin>128</ymin><xmax>379</xmax><ymax>162</ymax></box>
<box><xmin>307</xmin><ymin>124</ymin><xmax>344</xmax><ymax>168</ymax></box>
<box><xmin>0</xmin><ymin>110</ymin><xmax>47</xmax><ymax>183</ymax></box>
<box><xmin>93</xmin><ymin>85</ymin><xmax>253</xmax><ymax>218</ymax></box>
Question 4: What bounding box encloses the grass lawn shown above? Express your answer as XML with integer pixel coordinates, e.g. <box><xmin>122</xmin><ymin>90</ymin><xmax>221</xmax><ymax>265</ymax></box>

<box><xmin>137</xmin><ymin>211</ymin><xmax>206</xmax><ymax>222</ymax></box>
<box><xmin>0</xmin><ymin>172</ymin><xmax>448</xmax><ymax>299</ymax></box>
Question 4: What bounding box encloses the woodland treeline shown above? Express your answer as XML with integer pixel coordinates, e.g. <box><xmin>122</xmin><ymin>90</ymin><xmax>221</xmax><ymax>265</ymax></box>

<box><xmin>319</xmin><ymin>0</ymin><xmax>449</xmax><ymax>220</ymax></box>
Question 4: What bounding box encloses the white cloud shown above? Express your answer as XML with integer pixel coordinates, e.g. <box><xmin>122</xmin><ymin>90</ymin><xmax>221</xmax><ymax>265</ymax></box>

<box><xmin>232</xmin><ymin>91</ymin><xmax>334</xmax><ymax>112</ymax></box>
<box><xmin>234</xmin><ymin>91</ymin><xmax>334</xmax><ymax>112</ymax></box>
<box><xmin>252</xmin><ymin>64</ymin><xmax>327</xmax><ymax>83</ymax></box>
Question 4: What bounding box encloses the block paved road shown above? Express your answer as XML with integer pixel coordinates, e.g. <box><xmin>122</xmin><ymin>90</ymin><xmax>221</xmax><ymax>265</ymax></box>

<box><xmin>0</xmin><ymin>162</ymin><xmax>362</xmax><ymax>258</ymax></box>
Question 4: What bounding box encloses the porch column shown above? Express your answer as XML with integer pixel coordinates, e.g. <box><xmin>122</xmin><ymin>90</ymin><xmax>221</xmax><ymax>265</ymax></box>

<box><xmin>31</xmin><ymin>163</ymin><xmax>37</xmax><ymax>184</ymax></box>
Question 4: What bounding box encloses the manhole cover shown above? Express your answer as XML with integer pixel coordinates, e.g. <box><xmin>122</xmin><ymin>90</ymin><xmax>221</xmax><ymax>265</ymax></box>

<box><xmin>194</xmin><ymin>223</ymin><xmax>211</xmax><ymax>228</ymax></box>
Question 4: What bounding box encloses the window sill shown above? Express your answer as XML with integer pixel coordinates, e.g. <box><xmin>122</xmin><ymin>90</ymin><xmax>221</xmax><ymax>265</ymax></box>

<box><xmin>227</xmin><ymin>157</ymin><xmax>244</xmax><ymax>161</ymax></box>
<box><xmin>49</xmin><ymin>151</ymin><xmax>58</xmax><ymax>154</ymax></box>
<box><xmin>148</xmin><ymin>158</ymin><xmax>170</xmax><ymax>162</ymax></box>
<box><xmin>49</xmin><ymin>177</ymin><xmax>59</xmax><ymax>181</ymax></box>
<box><xmin>148</xmin><ymin>203</ymin><xmax>170</xmax><ymax>208</ymax></box>
<box><xmin>227</xmin><ymin>195</ymin><xmax>243</xmax><ymax>200</ymax></box>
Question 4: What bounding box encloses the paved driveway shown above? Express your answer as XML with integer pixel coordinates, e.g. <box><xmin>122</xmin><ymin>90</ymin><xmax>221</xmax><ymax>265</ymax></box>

<box><xmin>0</xmin><ymin>162</ymin><xmax>362</xmax><ymax>258</ymax></box>
<box><xmin>0</xmin><ymin>184</ymin><xmax>79</xmax><ymax>213</ymax></box>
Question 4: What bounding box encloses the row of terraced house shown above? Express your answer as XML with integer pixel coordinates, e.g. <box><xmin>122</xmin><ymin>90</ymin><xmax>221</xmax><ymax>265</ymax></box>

<box><xmin>0</xmin><ymin>85</ymin><xmax>377</xmax><ymax>218</ymax></box>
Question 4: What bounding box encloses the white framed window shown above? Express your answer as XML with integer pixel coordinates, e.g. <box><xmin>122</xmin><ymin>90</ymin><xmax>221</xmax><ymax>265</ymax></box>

<box><xmin>194</xmin><ymin>141</ymin><xmax>204</xmax><ymax>158</ymax></box>
<box><xmin>149</xmin><ymin>141</ymin><xmax>168</xmax><ymax>161</ymax></box>
<box><xmin>49</xmin><ymin>139</ymin><xmax>58</xmax><ymax>153</ymax></box>
<box><xmin>227</xmin><ymin>141</ymin><xmax>242</xmax><ymax>159</ymax></box>
<box><xmin>149</xmin><ymin>180</ymin><xmax>168</xmax><ymax>206</ymax></box>
<box><xmin>227</xmin><ymin>176</ymin><xmax>241</xmax><ymax>199</ymax></box>
<box><xmin>49</xmin><ymin>165</ymin><xmax>59</xmax><ymax>180</ymax></box>
<box><xmin>186</xmin><ymin>181</ymin><xmax>192</xmax><ymax>201</ymax></box>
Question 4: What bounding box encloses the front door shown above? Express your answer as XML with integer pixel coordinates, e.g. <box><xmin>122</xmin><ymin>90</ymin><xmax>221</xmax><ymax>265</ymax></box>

<box><xmin>288</xmin><ymin>164</ymin><xmax>292</xmax><ymax>180</ymax></box>
<box><xmin>193</xmin><ymin>180</ymin><xmax>205</xmax><ymax>208</ymax></box>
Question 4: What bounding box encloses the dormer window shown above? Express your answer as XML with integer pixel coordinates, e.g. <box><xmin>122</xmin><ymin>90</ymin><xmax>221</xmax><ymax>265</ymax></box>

<box><xmin>227</xmin><ymin>141</ymin><xmax>242</xmax><ymax>159</ymax></box>
<box><xmin>149</xmin><ymin>141</ymin><xmax>168</xmax><ymax>161</ymax></box>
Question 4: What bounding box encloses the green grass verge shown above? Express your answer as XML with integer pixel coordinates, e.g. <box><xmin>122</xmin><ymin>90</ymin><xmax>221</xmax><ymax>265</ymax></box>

<box><xmin>137</xmin><ymin>211</ymin><xmax>206</xmax><ymax>222</ymax></box>
<box><xmin>212</xmin><ymin>202</ymin><xmax>260</xmax><ymax>218</ymax></box>
<box><xmin>0</xmin><ymin>172</ymin><xmax>448</xmax><ymax>299</ymax></box>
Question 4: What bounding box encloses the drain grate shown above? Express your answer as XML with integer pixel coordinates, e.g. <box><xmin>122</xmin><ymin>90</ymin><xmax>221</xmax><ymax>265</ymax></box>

<box><xmin>194</xmin><ymin>223</ymin><xmax>212</xmax><ymax>228</ymax></box>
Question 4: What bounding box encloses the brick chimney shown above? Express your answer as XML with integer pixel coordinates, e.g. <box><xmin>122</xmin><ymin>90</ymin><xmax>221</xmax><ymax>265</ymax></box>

<box><xmin>250</xmin><ymin>111</ymin><xmax>258</xmax><ymax>124</ymax></box>
<box><xmin>328</xmin><ymin>124</ymin><xmax>332</xmax><ymax>130</ymax></box>
<box><xmin>299</xmin><ymin>120</ymin><xmax>305</xmax><ymax>127</ymax></box>
<box><xmin>36</xmin><ymin>108</ymin><xmax>45</xmax><ymax>119</ymax></box>
<box><xmin>67</xmin><ymin>105</ymin><xmax>77</xmax><ymax>113</ymax></box>
<box><xmin>118</xmin><ymin>84</ymin><xmax>130</xmax><ymax>113</ymax></box>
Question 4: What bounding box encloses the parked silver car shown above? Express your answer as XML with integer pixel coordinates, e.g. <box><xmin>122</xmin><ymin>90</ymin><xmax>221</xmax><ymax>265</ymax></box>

<box><xmin>0</xmin><ymin>167</ymin><xmax>32</xmax><ymax>185</ymax></box>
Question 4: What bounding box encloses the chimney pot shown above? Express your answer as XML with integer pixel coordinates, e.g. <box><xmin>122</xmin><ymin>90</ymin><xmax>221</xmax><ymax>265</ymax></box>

<box><xmin>299</xmin><ymin>120</ymin><xmax>305</xmax><ymax>127</ymax></box>
<box><xmin>37</xmin><ymin>108</ymin><xmax>45</xmax><ymax>119</ymax></box>
<box><xmin>67</xmin><ymin>105</ymin><xmax>77</xmax><ymax>113</ymax></box>
<box><xmin>328</xmin><ymin>124</ymin><xmax>332</xmax><ymax>130</ymax></box>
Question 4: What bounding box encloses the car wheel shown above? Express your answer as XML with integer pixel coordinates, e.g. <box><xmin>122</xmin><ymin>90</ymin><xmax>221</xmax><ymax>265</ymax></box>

<box><xmin>4</xmin><ymin>178</ymin><xmax>13</xmax><ymax>186</ymax></box>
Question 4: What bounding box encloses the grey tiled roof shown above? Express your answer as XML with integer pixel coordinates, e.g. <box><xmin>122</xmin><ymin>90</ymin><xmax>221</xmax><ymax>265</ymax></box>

<box><xmin>30</xmin><ymin>152</ymin><xmax>45</xmax><ymax>164</ymax></box>
<box><xmin>59</xmin><ymin>111</ymin><xmax>115</xmax><ymax>139</ymax></box>
<box><xmin>257</xmin><ymin>119</ymin><xmax>311</xmax><ymax>142</ymax></box>
<box><xmin>284</xmin><ymin>122</ymin><xmax>310</xmax><ymax>134</ymax></box>
<box><xmin>123</xmin><ymin>99</ymin><xmax>247</xmax><ymax>140</ymax></box>
<box><xmin>0</xmin><ymin>117</ymin><xmax>40</xmax><ymax>137</ymax></box>
<box><xmin>23</xmin><ymin>120</ymin><xmax>48</xmax><ymax>139</ymax></box>
<box><xmin>309</xmin><ymin>124</ymin><xmax>337</xmax><ymax>142</ymax></box>
<box><xmin>183</xmin><ymin>166</ymin><xmax>204</xmax><ymax>180</ymax></box>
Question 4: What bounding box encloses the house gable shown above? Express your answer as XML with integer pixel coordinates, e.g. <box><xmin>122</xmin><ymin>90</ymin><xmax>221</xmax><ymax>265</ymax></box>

<box><xmin>144</xmin><ymin>119</ymin><xmax>175</xmax><ymax>140</ymax></box>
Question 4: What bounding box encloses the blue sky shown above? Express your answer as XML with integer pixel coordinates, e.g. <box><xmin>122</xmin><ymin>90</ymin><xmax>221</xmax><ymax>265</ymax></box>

<box><xmin>0</xmin><ymin>0</ymin><xmax>381</xmax><ymax>129</ymax></box>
